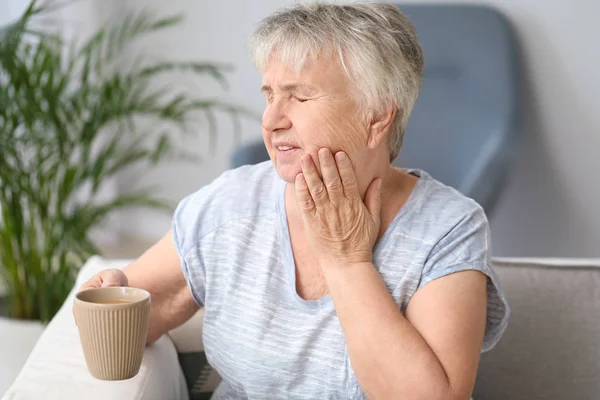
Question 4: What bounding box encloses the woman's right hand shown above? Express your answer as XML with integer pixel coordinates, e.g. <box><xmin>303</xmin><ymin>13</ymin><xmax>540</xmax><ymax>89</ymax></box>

<box><xmin>73</xmin><ymin>269</ymin><xmax>129</xmax><ymax>324</ymax></box>
<box><xmin>78</xmin><ymin>269</ymin><xmax>129</xmax><ymax>292</ymax></box>
<box><xmin>73</xmin><ymin>230</ymin><xmax>199</xmax><ymax>345</ymax></box>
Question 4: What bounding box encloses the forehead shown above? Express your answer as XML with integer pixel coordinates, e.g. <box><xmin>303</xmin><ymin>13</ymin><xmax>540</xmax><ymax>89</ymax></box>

<box><xmin>260</xmin><ymin>52</ymin><xmax>350</xmax><ymax>92</ymax></box>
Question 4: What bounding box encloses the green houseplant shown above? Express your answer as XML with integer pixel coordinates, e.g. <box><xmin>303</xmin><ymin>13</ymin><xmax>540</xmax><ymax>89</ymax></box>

<box><xmin>0</xmin><ymin>0</ymin><xmax>247</xmax><ymax>323</ymax></box>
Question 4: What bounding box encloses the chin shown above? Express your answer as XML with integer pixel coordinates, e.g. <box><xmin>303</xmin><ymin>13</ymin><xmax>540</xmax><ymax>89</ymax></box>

<box><xmin>271</xmin><ymin>158</ymin><xmax>301</xmax><ymax>183</ymax></box>
<box><xmin>268</xmin><ymin>147</ymin><xmax>304</xmax><ymax>183</ymax></box>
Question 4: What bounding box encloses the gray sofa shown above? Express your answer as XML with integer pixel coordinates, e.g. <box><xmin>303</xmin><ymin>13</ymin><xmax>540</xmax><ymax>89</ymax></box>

<box><xmin>4</xmin><ymin>256</ymin><xmax>600</xmax><ymax>400</ymax></box>
<box><xmin>475</xmin><ymin>258</ymin><xmax>600</xmax><ymax>400</ymax></box>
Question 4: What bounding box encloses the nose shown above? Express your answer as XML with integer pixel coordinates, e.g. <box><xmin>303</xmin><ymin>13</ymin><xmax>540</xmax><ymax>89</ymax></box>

<box><xmin>262</xmin><ymin>97</ymin><xmax>292</xmax><ymax>133</ymax></box>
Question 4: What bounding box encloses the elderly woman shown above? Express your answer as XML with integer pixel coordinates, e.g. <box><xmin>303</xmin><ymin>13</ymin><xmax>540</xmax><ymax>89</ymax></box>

<box><xmin>79</xmin><ymin>3</ymin><xmax>509</xmax><ymax>399</ymax></box>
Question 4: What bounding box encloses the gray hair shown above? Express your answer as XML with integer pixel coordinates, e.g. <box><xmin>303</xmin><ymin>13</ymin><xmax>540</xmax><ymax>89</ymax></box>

<box><xmin>249</xmin><ymin>2</ymin><xmax>424</xmax><ymax>161</ymax></box>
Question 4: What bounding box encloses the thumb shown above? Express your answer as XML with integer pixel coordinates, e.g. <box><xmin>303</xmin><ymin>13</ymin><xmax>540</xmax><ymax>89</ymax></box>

<box><xmin>365</xmin><ymin>178</ymin><xmax>383</xmax><ymax>224</ymax></box>
<box><xmin>100</xmin><ymin>269</ymin><xmax>128</xmax><ymax>288</ymax></box>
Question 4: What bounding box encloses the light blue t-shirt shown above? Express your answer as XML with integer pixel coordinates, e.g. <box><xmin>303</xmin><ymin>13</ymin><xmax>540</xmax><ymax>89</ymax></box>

<box><xmin>172</xmin><ymin>161</ymin><xmax>509</xmax><ymax>399</ymax></box>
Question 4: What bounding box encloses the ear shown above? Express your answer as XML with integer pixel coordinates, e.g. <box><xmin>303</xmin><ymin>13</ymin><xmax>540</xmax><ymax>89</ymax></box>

<box><xmin>366</xmin><ymin>105</ymin><xmax>397</xmax><ymax>149</ymax></box>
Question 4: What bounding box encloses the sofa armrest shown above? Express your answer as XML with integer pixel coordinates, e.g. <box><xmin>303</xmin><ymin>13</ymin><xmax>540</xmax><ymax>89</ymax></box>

<box><xmin>2</xmin><ymin>256</ymin><xmax>188</xmax><ymax>400</ymax></box>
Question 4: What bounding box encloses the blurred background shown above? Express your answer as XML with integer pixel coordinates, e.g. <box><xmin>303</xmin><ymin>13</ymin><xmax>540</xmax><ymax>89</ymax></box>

<box><xmin>3</xmin><ymin>0</ymin><xmax>599</xmax><ymax>258</ymax></box>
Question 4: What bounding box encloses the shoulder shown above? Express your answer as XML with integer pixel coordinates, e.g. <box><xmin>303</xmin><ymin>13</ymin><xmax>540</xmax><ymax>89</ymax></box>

<box><xmin>401</xmin><ymin>170</ymin><xmax>491</xmax><ymax>277</ymax></box>
<box><xmin>398</xmin><ymin>170</ymin><xmax>489</xmax><ymax>252</ymax></box>
<box><xmin>186</xmin><ymin>160</ymin><xmax>276</xmax><ymax>201</ymax></box>
<box><xmin>172</xmin><ymin>161</ymin><xmax>280</xmax><ymax>255</ymax></box>
<box><xmin>386</xmin><ymin>169</ymin><xmax>490</xmax><ymax>268</ymax></box>
<box><xmin>414</xmin><ymin>170</ymin><xmax>488</xmax><ymax>234</ymax></box>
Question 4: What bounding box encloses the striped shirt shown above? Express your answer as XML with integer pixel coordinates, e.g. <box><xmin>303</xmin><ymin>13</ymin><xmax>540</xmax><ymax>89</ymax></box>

<box><xmin>173</xmin><ymin>161</ymin><xmax>509</xmax><ymax>399</ymax></box>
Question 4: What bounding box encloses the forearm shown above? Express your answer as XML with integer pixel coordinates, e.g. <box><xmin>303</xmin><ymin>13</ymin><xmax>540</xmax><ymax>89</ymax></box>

<box><xmin>323</xmin><ymin>262</ymin><xmax>452</xmax><ymax>400</ymax></box>
<box><xmin>126</xmin><ymin>270</ymin><xmax>199</xmax><ymax>346</ymax></box>
<box><xmin>123</xmin><ymin>234</ymin><xmax>200</xmax><ymax>346</ymax></box>
<box><xmin>124</xmin><ymin>269</ymin><xmax>168</xmax><ymax>345</ymax></box>
<box><xmin>145</xmin><ymin>299</ymin><xmax>175</xmax><ymax>345</ymax></box>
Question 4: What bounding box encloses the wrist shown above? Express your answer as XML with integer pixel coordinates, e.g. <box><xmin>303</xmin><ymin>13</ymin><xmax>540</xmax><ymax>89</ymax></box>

<box><xmin>321</xmin><ymin>261</ymin><xmax>377</xmax><ymax>296</ymax></box>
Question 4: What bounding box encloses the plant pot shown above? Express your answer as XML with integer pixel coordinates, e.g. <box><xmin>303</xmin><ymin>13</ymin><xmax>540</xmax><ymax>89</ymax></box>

<box><xmin>0</xmin><ymin>305</ymin><xmax>45</xmax><ymax>396</ymax></box>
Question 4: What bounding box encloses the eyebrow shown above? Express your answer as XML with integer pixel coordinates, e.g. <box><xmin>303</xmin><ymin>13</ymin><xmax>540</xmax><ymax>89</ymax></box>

<box><xmin>260</xmin><ymin>83</ymin><xmax>317</xmax><ymax>94</ymax></box>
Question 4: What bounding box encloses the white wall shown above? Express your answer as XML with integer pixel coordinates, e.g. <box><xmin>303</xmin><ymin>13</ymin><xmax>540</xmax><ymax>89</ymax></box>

<box><xmin>0</xmin><ymin>0</ymin><xmax>25</xmax><ymax>24</ymax></box>
<box><xmin>113</xmin><ymin>0</ymin><xmax>600</xmax><ymax>258</ymax></box>
<box><xmin>429</xmin><ymin>0</ymin><xmax>600</xmax><ymax>257</ymax></box>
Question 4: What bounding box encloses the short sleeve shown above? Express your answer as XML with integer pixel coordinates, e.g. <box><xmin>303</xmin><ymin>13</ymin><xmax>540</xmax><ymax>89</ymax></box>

<box><xmin>419</xmin><ymin>206</ymin><xmax>510</xmax><ymax>352</ymax></box>
<box><xmin>170</xmin><ymin>162</ymin><xmax>278</xmax><ymax>309</ymax></box>
<box><xmin>172</xmin><ymin>190</ymin><xmax>207</xmax><ymax>308</ymax></box>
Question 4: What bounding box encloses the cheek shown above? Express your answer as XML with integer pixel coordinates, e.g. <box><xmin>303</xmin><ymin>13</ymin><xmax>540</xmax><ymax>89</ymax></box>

<box><xmin>261</xmin><ymin>129</ymin><xmax>272</xmax><ymax>150</ymax></box>
<box><xmin>306</xmin><ymin>107</ymin><xmax>366</xmax><ymax>155</ymax></box>
<box><xmin>261</xmin><ymin>130</ymin><xmax>279</xmax><ymax>163</ymax></box>
<box><xmin>261</xmin><ymin>126</ymin><xmax>271</xmax><ymax>144</ymax></box>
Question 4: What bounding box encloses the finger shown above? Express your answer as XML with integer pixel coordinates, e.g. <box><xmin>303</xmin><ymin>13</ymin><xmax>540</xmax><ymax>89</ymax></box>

<box><xmin>78</xmin><ymin>269</ymin><xmax>127</xmax><ymax>292</ymax></box>
<box><xmin>318</xmin><ymin>148</ymin><xmax>344</xmax><ymax>203</ymax></box>
<box><xmin>365</xmin><ymin>178</ymin><xmax>383</xmax><ymax>224</ymax></box>
<box><xmin>294</xmin><ymin>173</ymin><xmax>316</xmax><ymax>216</ymax></box>
<box><xmin>78</xmin><ymin>278</ymin><xmax>102</xmax><ymax>292</ymax></box>
<box><xmin>335</xmin><ymin>151</ymin><xmax>360</xmax><ymax>199</ymax></box>
<box><xmin>301</xmin><ymin>154</ymin><xmax>329</xmax><ymax>207</ymax></box>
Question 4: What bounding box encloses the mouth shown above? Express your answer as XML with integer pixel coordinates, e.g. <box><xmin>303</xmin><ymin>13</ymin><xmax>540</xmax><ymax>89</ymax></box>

<box><xmin>276</xmin><ymin>145</ymin><xmax>298</xmax><ymax>151</ymax></box>
<box><xmin>274</xmin><ymin>144</ymin><xmax>301</xmax><ymax>161</ymax></box>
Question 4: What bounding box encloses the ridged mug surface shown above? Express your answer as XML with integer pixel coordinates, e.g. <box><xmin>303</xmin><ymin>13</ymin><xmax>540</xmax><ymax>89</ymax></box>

<box><xmin>74</xmin><ymin>287</ymin><xmax>151</xmax><ymax>380</ymax></box>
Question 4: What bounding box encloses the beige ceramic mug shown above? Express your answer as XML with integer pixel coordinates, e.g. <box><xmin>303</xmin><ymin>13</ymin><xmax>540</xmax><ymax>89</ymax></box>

<box><xmin>74</xmin><ymin>286</ymin><xmax>151</xmax><ymax>380</ymax></box>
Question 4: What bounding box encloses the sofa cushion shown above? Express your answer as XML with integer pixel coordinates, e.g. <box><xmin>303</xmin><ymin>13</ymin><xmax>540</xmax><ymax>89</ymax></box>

<box><xmin>474</xmin><ymin>258</ymin><xmax>600</xmax><ymax>400</ymax></box>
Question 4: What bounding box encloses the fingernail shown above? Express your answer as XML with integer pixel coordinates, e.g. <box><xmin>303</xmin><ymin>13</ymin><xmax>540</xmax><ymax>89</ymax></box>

<box><xmin>336</xmin><ymin>152</ymin><xmax>347</xmax><ymax>161</ymax></box>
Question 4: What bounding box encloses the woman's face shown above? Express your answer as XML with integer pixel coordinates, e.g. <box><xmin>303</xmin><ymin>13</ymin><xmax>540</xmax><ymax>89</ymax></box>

<box><xmin>261</xmin><ymin>55</ymin><xmax>369</xmax><ymax>184</ymax></box>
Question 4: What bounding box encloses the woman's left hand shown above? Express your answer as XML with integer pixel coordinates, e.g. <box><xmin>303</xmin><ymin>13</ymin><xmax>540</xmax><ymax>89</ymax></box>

<box><xmin>295</xmin><ymin>148</ymin><xmax>383</xmax><ymax>268</ymax></box>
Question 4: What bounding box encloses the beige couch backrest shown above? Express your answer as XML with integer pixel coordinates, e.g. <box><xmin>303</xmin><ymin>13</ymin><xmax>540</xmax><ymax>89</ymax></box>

<box><xmin>474</xmin><ymin>258</ymin><xmax>600</xmax><ymax>400</ymax></box>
